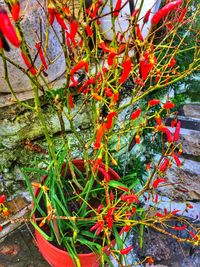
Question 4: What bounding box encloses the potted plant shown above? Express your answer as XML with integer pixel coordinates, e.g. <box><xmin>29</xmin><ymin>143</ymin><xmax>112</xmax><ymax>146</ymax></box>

<box><xmin>0</xmin><ymin>0</ymin><xmax>199</xmax><ymax>266</ymax></box>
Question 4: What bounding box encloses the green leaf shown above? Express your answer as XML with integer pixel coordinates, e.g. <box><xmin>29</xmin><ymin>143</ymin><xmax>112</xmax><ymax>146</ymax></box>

<box><xmin>113</xmin><ymin>226</ymin><xmax>123</xmax><ymax>250</ymax></box>
<box><xmin>30</xmin><ymin>220</ymin><xmax>53</xmax><ymax>241</ymax></box>
<box><xmin>108</xmin><ymin>180</ymin><xmax>128</xmax><ymax>190</ymax></box>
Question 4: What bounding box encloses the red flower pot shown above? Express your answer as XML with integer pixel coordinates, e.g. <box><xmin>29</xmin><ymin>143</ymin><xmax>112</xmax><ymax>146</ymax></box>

<box><xmin>34</xmin><ymin>159</ymin><xmax>120</xmax><ymax>267</ymax></box>
<box><xmin>35</xmin><ymin>229</ymin><xmax>100</xmax><ymax>267</ymax></box>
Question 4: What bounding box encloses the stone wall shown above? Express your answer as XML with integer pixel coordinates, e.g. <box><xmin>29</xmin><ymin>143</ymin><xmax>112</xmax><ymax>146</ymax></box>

<box><xmin>0</xmin><ymin>0</ymin><xmax>65</xmax><ymax>93</ymax></box>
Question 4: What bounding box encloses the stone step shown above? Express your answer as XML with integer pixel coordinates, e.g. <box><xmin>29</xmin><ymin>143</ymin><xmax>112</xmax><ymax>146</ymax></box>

<box><xmin>168</xmin><ymin>127</ymin><xmax>200</xmax><ymax>158</ymax></box>
<box><xmin>182</xmin><ymin>103</ymin><xmax>200</xmax><ymax>120</ymax></box>
<box><xmin>159</xmin><ymin>158</ymin><xmax>200</xmax><ymax>201</ymax></box>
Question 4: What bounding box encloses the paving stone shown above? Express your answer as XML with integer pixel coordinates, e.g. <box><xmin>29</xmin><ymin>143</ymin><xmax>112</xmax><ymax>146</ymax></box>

<box><xmin>0</xmin><ymin>224</ymin><xmax>50</xmax><ymax>267</ymax></box>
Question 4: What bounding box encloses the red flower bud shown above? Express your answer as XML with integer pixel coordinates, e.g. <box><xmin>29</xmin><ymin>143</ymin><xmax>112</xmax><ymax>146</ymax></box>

<box><xmin>130</xmin><ymin>108</ymin><xmax>141</xmax><ymax>121</ymax></box>
<box><xmin>135</xmin><ymin>134</ymin><xmax>140</xmax><ymax>144</ymax></box>
<box><xmin>21</xmin><ymin>52</ymin><xmax>37</xmax><ymax>75</ymax></box>
<box><xmin>0</xmin><ymin>8</ymin><xmax>20</xmax><ymax>47</ymax></box>
<box><xmin>98</xmin><ymin>167</ymin><xmax>110</xmax><ymax>182</ymax></box>
<box><xmin>86</xmin><ymin>25</ymin><xmax>93</xmax><ymax>36</ymax></box>
<box><xmin>152</xmin><ymin>178</ymin><xmax>167</xmax><ymax>189</ymax></box>
<box><xmin>113</xmin><ymin>0</ymin><xmax>122</xmax><ymax>18</ymax></box>
<box><xmin>106</xmin><ymin>112</ymin><xmax>117</xmax><ymax>129</ymax></box>
<box><xmin>94</xmin><ymin>123</ymin><xmax>107</xmax><ymax>149</ymax></box>
<box><xmin>48</xmin><ymin>4</ymin><xmax>55</xmax><ymax>25</ymax></box>
<box><xmin>11</xmin><ymin>2</ymin><xmax>20</xmax><ymax>21</ymax></box>
<box><xmin>68</xmin><ymin>93</ymin><xmax>74</xmax><ymax>109</ymax></box>
<box><xmin>159</xmin><ymin>158</ymin><xmax>169</xmax><ymax>172</ymax></box>
<box><xmin>143</xmin><ymin>9</ymin><xmax>151</xmax><ymax>23</ymax></box>
<box><xmin>149</xmin><ymin>99</ymin><xmax>160</xmax><ymax>107</ymax></box>
<box><xmin>120</xmin><ymin>245</ymin><xmax>133</xmax><ymax>255</ymax></box>
<box><xmin>163</xmin><ymin>102</ymin><xmax>175</xmax><ymax>109</ymax></box>
<box><xmin>157</xmin><ymin>125</ymin><xmax>173</xmax><ymax>143</ymax></box>
<box><xmin>152</xmin><ymin>0</ymin><xmax>182</xmax><ymax>25</ymax></box>
<box><xmin>173</xmin><ymin>121</ymin><xmax>181</xmax><ymax>142</ymax></box>
<box><xmin>0</xmin><ymin>194</ymin><xmax>6</xmax><ymax>204</ymax></box>
<box><xmin>173</xmin><ymin>225</ymin><xmax>187</xmax><ymax>231</ymax></box>
<box><xmin>35</xmin><ymin>42</ymin><xmax>48</xmax><ymax>70</ymax></box>
<box><xmin>119</xmin><ymin>59</ymin><xmax>132</xmax><ymax>84</ymax></box>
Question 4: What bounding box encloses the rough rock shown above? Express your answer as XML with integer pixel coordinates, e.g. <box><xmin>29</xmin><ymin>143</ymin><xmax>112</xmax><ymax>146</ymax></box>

<box><xmin>164</xmin><ymin>159</ymin><xmax>200</xmax><ymax>201</ymax></box>
<box><xmin>183</xmin><ymin>104</ymin><xmax>200</xmax><ymax>119</ymax></box>
<box><xmin>168</xmin><ymin>126</ymin><xmax>200</xmax><ymax>157</ymax></box>
<box><xmin>179</xmin><ymin>129</ymin><xmax>200</xmax><ymax>157</ymax></box>
<box><xmin>0</xmin><ymin>0</ymin><xmax>65</xmax><ymax>93</ymax></box>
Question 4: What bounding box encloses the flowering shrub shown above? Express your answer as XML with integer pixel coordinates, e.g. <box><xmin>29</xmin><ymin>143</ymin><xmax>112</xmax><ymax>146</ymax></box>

<box><xmin>0</xmin><ymin>0</ymin><xmax>200</xmax><ymax>266</ymax></box>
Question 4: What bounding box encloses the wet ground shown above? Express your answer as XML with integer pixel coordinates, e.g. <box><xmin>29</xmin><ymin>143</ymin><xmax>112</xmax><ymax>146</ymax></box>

<box><xmin>0</xmin><ymin>224</ymin><xmax>50</xmax><ymax>267</ymax></box>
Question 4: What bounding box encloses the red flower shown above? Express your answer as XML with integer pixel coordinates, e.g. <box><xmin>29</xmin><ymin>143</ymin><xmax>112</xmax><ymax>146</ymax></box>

<box><xmin>0</xmin><ymin>8</ymin><xmax>20</xmax><ymax>47</ymax></box>
<box><xmin>107</xmin><ymin>52</ymin><xmax>117</xmax><ymax>66</ymax></box>
<box><xmin>106</xmin><ymin>112</ymin><xmax>117</xmax><ymax>129</ymax></box>
<box><xmin>0</xmin><ymin>194</ymin><xmax>6</xmax><ymax>204</ymax></box>
<box><xmin>98</xmin><ymin>167</ymin><xmax>110</xmax><ymax>182</ymax></box>
<box><xmin>113</xmin><ymin>93</ymin><xmax>119</xmax><ymax>103</ymax></box>
<box><xmin>171</xmin><ymin>119</ymin><xmax>177</xmax><ymax>128</ymax></box>
<box><xmin>146</xmin><ymin>162</ymin><xmax>151</xmax><ymax>171</ymax></box>
<box><xmin>68</xmin><ymin>93</ymin><xmax>74</xmax><ymax>109</ymax></box>
<box><xmin>152</xmin><ymin>178</ymin><xmax>167</xmax><ymax>189</ymax></box>
<box><xmin>104</xmin><ymin>87</ymin><xmax>113</xmax><ymax>97</ymax></box>
<box><xmin>135</xmin><ymin>134</ymin><xmax>140</xmax><ymax>144</ymax></box>
<box><xmin>121</xmin><ymin>225</ymin><xmax>131</xmax><ymax>234</ymax></box>
<box><xmin>132</xmin><ymin>9</ymin><xmax>139</xmax><ymax>17</ymax></box>
<box><xmin>159</xmin><ymin>158</ymin><xmax>169</xmax><ymax>172</ymax></box>
<box><xmin>55</xmin><ymin>13</ymin><xmax>68</xmax><ymax>30</ymax></box>
<box><xmin>119</xmin><ymin>59</ymin><xmax>132</xmax><ymax>84</ymax></box>
<box><xmin>147</xmin><ymin>257</ymin><xmax>154</xmax><ymax>265</ymax></box>
<box><xmin>70</xmin><ymin>20</ymin><xmax>79</xmax><ymax>40</ymax></box>
<box><xmin>136</xmin><ymin>24</ymin><xmax>143</xmax><ymax>41</ymax></box>
<box><xmin>35</xmin><ymin>42</ymin><xmax>48</xmax><ymax>70</ymax></box>
<box><xmin>173</xmin><ymin>225</ymin><xmax>187</xmax><ymax>231</ymax></box>
<box><xmin>149</xmin><ymin>99</ymin><xmax>160</xmax><ymax>106</ymax></box>
<box><xmin>113</xmin><ymin>0</ymin><xmax>122</xmax><ymax>18</ymax></box>
<box><xmin>0</xmin><ymin>225</ymin><xmax>3</xmax><ymax>231</ymax></box>
<box><xmin>171</xmin><ymin>209</ymin><xmax>180</xmax><ymax>215</ymax></box>
<box><xmin>90</xmin><ymin>221</ymin><xmax>104</xmax><ymax>235</ymax></box>
<box><xmin>78</xmin><ymin>77</ymin><xmax>95</xmax><ymax>93</ymax></box>
<box><xmin>99</xmin><ymin>41</ymin><xmax>112</xmax><ymax>53</ymax></box>
<box><xmin>189</xmin><ymin>231</ymin><xmax>199</xmax><ymax>241</ymax></box>
<box><xmin>21</xmin><ymin>52</ymin><xmax>37</xmax><ymax>75</ymax></box>
<box><xmin>94</xmin><ymin>123</ymin><xmax>107</xmax><ymax>149</ymax></box>
<box><xmin>143</xmin><ymin>9</ymin><xmax>151</xmax><ymax>23</ymax></box>
<box><xmin>152</xmin><ymin>0</ymin><xmax>182</xmax><ymax>25</ymax></box>
<box><xmin>157</xmin><ymin>125</ymin><xmax>173</xmax><ymax>143</ymax></box>
<box><xmin>120</xmin><ymin>245</ymin><xmax>133</xmax><ymax>255</ymax></box>
<box><xmin>86</xmin><ymin>25</ymin><xmax>93</xmax><ymax>36</ymax></box>
<box><xmin>130</xmin><ymin>108</ymin><xmax>141</xmax><ymax>121</ymax></box>
<box><xmin>97</xmin><ymin>204</ymin><xmax>104</xmax><ymax>213</ymax></box>
<box><xmin>172</xmin><ymin>152</ymin><xmax>181</xmax><ymax>167</ymax></box>
<box><xmin>120</xmin><ymin>193</ymin><xmax>138</xmax><ymax>204</ymax></box>
<box><xmin>48</xmin><ymin>7</ymin><xmax>55</xmax><ymax>25</ymax></box>
<box><xmin>140</xmin><ymin>56</ymin><xmax>155</xmax><ymax>80</ymax></box>
<box><xmin>168</xmin><ymin>58</ymin><xmax>176</xmax><ymax>68</ymax></box>
<box><xmin>155</xmin><ymin>114</ymin><xmax>162</xmax><ymax>125</ymax></box>
<box><xmin>156</xmin><ymin>212</ymin><xmax>165</xmax><ymax>218</ymax></box>
<box><xmin>178</xmin><ymin>8</ymin><xmax>187</xmax><ymax>22</ymax></box>
<box><xmin>11</xmin><ymin>1</ymin><xmax>20</xmax><ymax>21</ymax></box>
<box><xmin>173</xmin><ymin>121</ymin><xmax>181</xmax><ymax>141</ymax></box>
<box><xmin>70</xmin><ymin>60</ymin><xmax>88</xmax><ymax>82</ymax></box>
